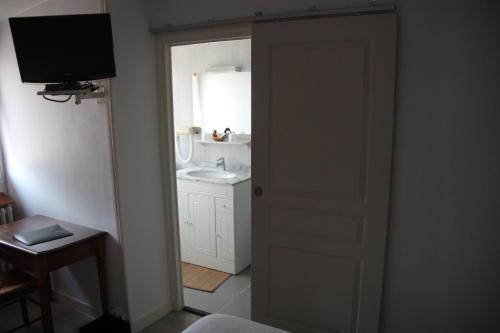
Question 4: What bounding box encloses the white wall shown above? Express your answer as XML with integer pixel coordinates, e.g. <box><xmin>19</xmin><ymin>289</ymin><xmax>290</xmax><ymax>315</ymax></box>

<box><xmin>0</xmin><ymin>0</ymin><xmax>128</xmax><ymax>318</ymax></box>
<box><xmin>380</xmin><ymin>2</ymin><xmax>500</xmax><ymax>331</ymax></box>
<box><xmin>149</xmin><ymin>0</ymin><xmax>500</xmax><ymax>332</ymax></box>
<box><xmin>107</xmin><ymin>0</ymin><xmax>172</xmax><ymax>330</ymax></box>
<box><xmin>171</xmin><ymin>40</ymin><xmax>251</xmax><ymax>169</ymax></box>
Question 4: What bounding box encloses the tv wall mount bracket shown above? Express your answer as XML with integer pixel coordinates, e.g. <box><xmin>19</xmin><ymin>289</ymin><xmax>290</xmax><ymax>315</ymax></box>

<box><xmin>37</xmin><ymin>84</ymin><xmax>106</xmax><ymax>105</ymax></box>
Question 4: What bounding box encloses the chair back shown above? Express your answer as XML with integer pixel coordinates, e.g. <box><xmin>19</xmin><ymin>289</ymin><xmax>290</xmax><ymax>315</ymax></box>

<box><xmin>0</xmin><ymin>193</ymin><xmax>15</xmax><ymax>273</ymax></box>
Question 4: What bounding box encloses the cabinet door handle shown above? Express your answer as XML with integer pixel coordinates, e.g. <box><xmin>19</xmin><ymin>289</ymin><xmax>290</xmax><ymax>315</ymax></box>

<box><xmin>216</xmin><ymin>234</ymin><xmax>222</xmax><ymax>238</ymax></box>
<box><xmin>254</xmin><ymin>186</ymin><xmax>263</xmax><ymax>196</ymax></box>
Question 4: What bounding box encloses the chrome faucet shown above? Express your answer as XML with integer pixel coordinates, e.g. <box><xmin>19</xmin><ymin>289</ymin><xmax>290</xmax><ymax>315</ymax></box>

<box><xmin>216</xmin><ymin>157</ymin><xmax>226</xmax><ymax>171</ymax></box>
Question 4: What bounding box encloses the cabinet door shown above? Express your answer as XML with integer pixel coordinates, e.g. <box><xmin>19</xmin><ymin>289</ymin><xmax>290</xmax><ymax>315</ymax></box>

<box><xmin>177</xmin><ymin>191</ymin><xmax>191</xmax><ymax>250</ymax></box>
<box><xmin>188</xmin><ymin>193</ymin><xmax>216</xmax><ymax>257</ymax></box>
<box><xmin>216</xmin><ymin>211</ymin><xmax>235</xmax><ymax>261</ymax></box>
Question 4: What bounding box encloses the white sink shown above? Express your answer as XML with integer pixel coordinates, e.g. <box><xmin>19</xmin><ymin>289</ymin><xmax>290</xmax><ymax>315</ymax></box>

<box><xmin>187</xmin><ymin>169</ymin><xmax>236</xmax><ymax>180</ymax></box>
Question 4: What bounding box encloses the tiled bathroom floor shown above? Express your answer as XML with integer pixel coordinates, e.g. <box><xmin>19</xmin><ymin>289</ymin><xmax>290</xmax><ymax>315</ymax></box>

<box><xmin>183</xmin><ymin>266</ymin><xmax>251</xmax><ymax>319</ymax></box>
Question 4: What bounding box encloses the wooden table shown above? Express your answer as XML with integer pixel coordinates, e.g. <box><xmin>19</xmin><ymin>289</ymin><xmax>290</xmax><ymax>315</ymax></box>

<box><xmin>0</xmin><ymin>215</ymin><xmax>108</xmax><ymax>333</ymax></box>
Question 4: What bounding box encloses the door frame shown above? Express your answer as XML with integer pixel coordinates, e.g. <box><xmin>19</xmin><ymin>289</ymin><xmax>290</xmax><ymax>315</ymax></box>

<box><xmin>154</xmin><ymin>24</ymin><xmax>252</xmax><ymax>310</ymax></box>
<box><xmin>153</xmin><ymin>4</ymin><xmax>396</xmax><ymax>315</ymax></box>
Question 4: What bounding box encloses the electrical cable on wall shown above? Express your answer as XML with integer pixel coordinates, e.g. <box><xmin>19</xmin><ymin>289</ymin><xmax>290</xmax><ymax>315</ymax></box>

<box><xmin>176</xmin><ymin>133</ymin><xmax>194</xmax><ymax>162</ymax></box>
<box><xmin>40</xmin><ymin>82</ymin><xmax>100</xmax><ymax>104</ymax></box>
<box><xmin>42</xmin><ymin>95</ymin><xmax>72</xmax><ymax>103</ymax></box>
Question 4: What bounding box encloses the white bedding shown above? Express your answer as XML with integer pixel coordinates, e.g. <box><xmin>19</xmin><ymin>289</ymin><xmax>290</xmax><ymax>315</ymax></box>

<box><xmin>183</xmin><ymin>314</ymin><xmax>289</xmax><ymax>333</ymax></box>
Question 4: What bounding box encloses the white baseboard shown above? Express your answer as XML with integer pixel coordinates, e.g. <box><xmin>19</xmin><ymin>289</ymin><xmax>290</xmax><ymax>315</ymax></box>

<box><xmin>51</xmin><ymin>289</ymin><xmax>98</xmax><ymax>319</ymax></box>
<box><xmin>130</xmin><ymin>302</ymin><xmax>172</xmax><ymax>333</ymax></box>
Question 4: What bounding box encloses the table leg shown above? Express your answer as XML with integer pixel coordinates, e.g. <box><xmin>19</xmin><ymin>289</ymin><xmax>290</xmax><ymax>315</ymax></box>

<box><xmin>96</xmin><ymin>236</ymin><xmax>109</xmax><ymax>315</ymax></box>
<box><xmin>36</xmin><ymin>258</ymin><xmax>54</xmax><ymax>333</ymax></box>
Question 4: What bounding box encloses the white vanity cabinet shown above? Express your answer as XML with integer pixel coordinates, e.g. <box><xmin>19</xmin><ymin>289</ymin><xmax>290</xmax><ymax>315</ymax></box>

<box><xmin>177</xmin><ymin>179</ymin><xmax>251</xmax><ymax>274</ymax></box>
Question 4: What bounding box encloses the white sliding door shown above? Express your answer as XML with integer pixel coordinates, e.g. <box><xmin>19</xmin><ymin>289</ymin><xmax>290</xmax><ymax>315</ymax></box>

<box><xmin>252</xmin><ymin>13</ymin><xmax>397</xmax><ymax>333</ymax></box>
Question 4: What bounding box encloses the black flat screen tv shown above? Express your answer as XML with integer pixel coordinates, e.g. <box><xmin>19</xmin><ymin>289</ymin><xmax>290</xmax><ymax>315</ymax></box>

<box><xmin>9</xmin><ymin>13</ymin><xmax>116</xmax><ymax>84</ymax></box>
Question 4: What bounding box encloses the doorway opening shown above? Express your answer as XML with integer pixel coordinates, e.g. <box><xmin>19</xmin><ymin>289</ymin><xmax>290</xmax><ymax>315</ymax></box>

<box><xmin>156</xmin><ymin>8</ymin><xmax>396</xmax><ymax>331</ymax></box>
<box><xmin>169</xmin><ymin>38</ymin><xmax>252</xmax><ymax>318</ymax></box>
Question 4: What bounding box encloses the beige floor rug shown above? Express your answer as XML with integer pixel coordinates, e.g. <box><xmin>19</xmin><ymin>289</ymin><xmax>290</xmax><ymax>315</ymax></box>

<box><xmin>182</xmin><ymin>262</ymin><xmax>231</xmax><ymax>293</ymax></box>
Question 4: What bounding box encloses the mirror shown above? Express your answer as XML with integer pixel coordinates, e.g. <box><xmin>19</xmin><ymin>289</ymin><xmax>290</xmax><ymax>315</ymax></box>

<box><xmin>196</xmin><ymin>71</ymin><xmax>251</xmax><ymax>134</ymax></box>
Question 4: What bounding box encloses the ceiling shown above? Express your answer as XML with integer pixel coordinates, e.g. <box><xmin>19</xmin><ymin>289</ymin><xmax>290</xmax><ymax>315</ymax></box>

<box><xmin>0</xmin><ymin>0</ymin><xmax>47</xmax><ymax>22</ymax></box>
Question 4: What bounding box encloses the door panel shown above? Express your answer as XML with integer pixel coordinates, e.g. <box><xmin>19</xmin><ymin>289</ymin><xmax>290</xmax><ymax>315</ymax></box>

<box><xmin>270</xmin><ymin>41</ymin><xmax>368</xmax><ymax>200</ymax></box>
<box><xmin>252</xmin><ymin>13</ymin><xmax>397</xmax><ymax>333</ymax></box>
<box><xmin>216</xmin><ymin>211</ymin><xmax>235</xmax><ymax>261</ymax></box>
<box><xmin>270</xmin><ymin>206</ymin><xmax>364</xmax><ymax>244</ymax></box>
<box><xmin>177</xmin><ymin>191</ymin><xmax>191</xmax><ymax>250</ymax></box>
<box><xmin>268</xmin><ymin>247</ymin><xmax>360</xmax><ymax>333</ymax></box>
<box><xmin>188</xmin><ymin>193</ymin><xmax>216</xmax><ymax>257</ymax></box>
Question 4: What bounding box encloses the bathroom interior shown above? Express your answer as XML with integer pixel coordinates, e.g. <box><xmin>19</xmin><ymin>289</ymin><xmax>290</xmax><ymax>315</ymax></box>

<box><xmin>171</xmin><ymin>39</ymin><xmax>251</xmax><ymax>318</ymax></box>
